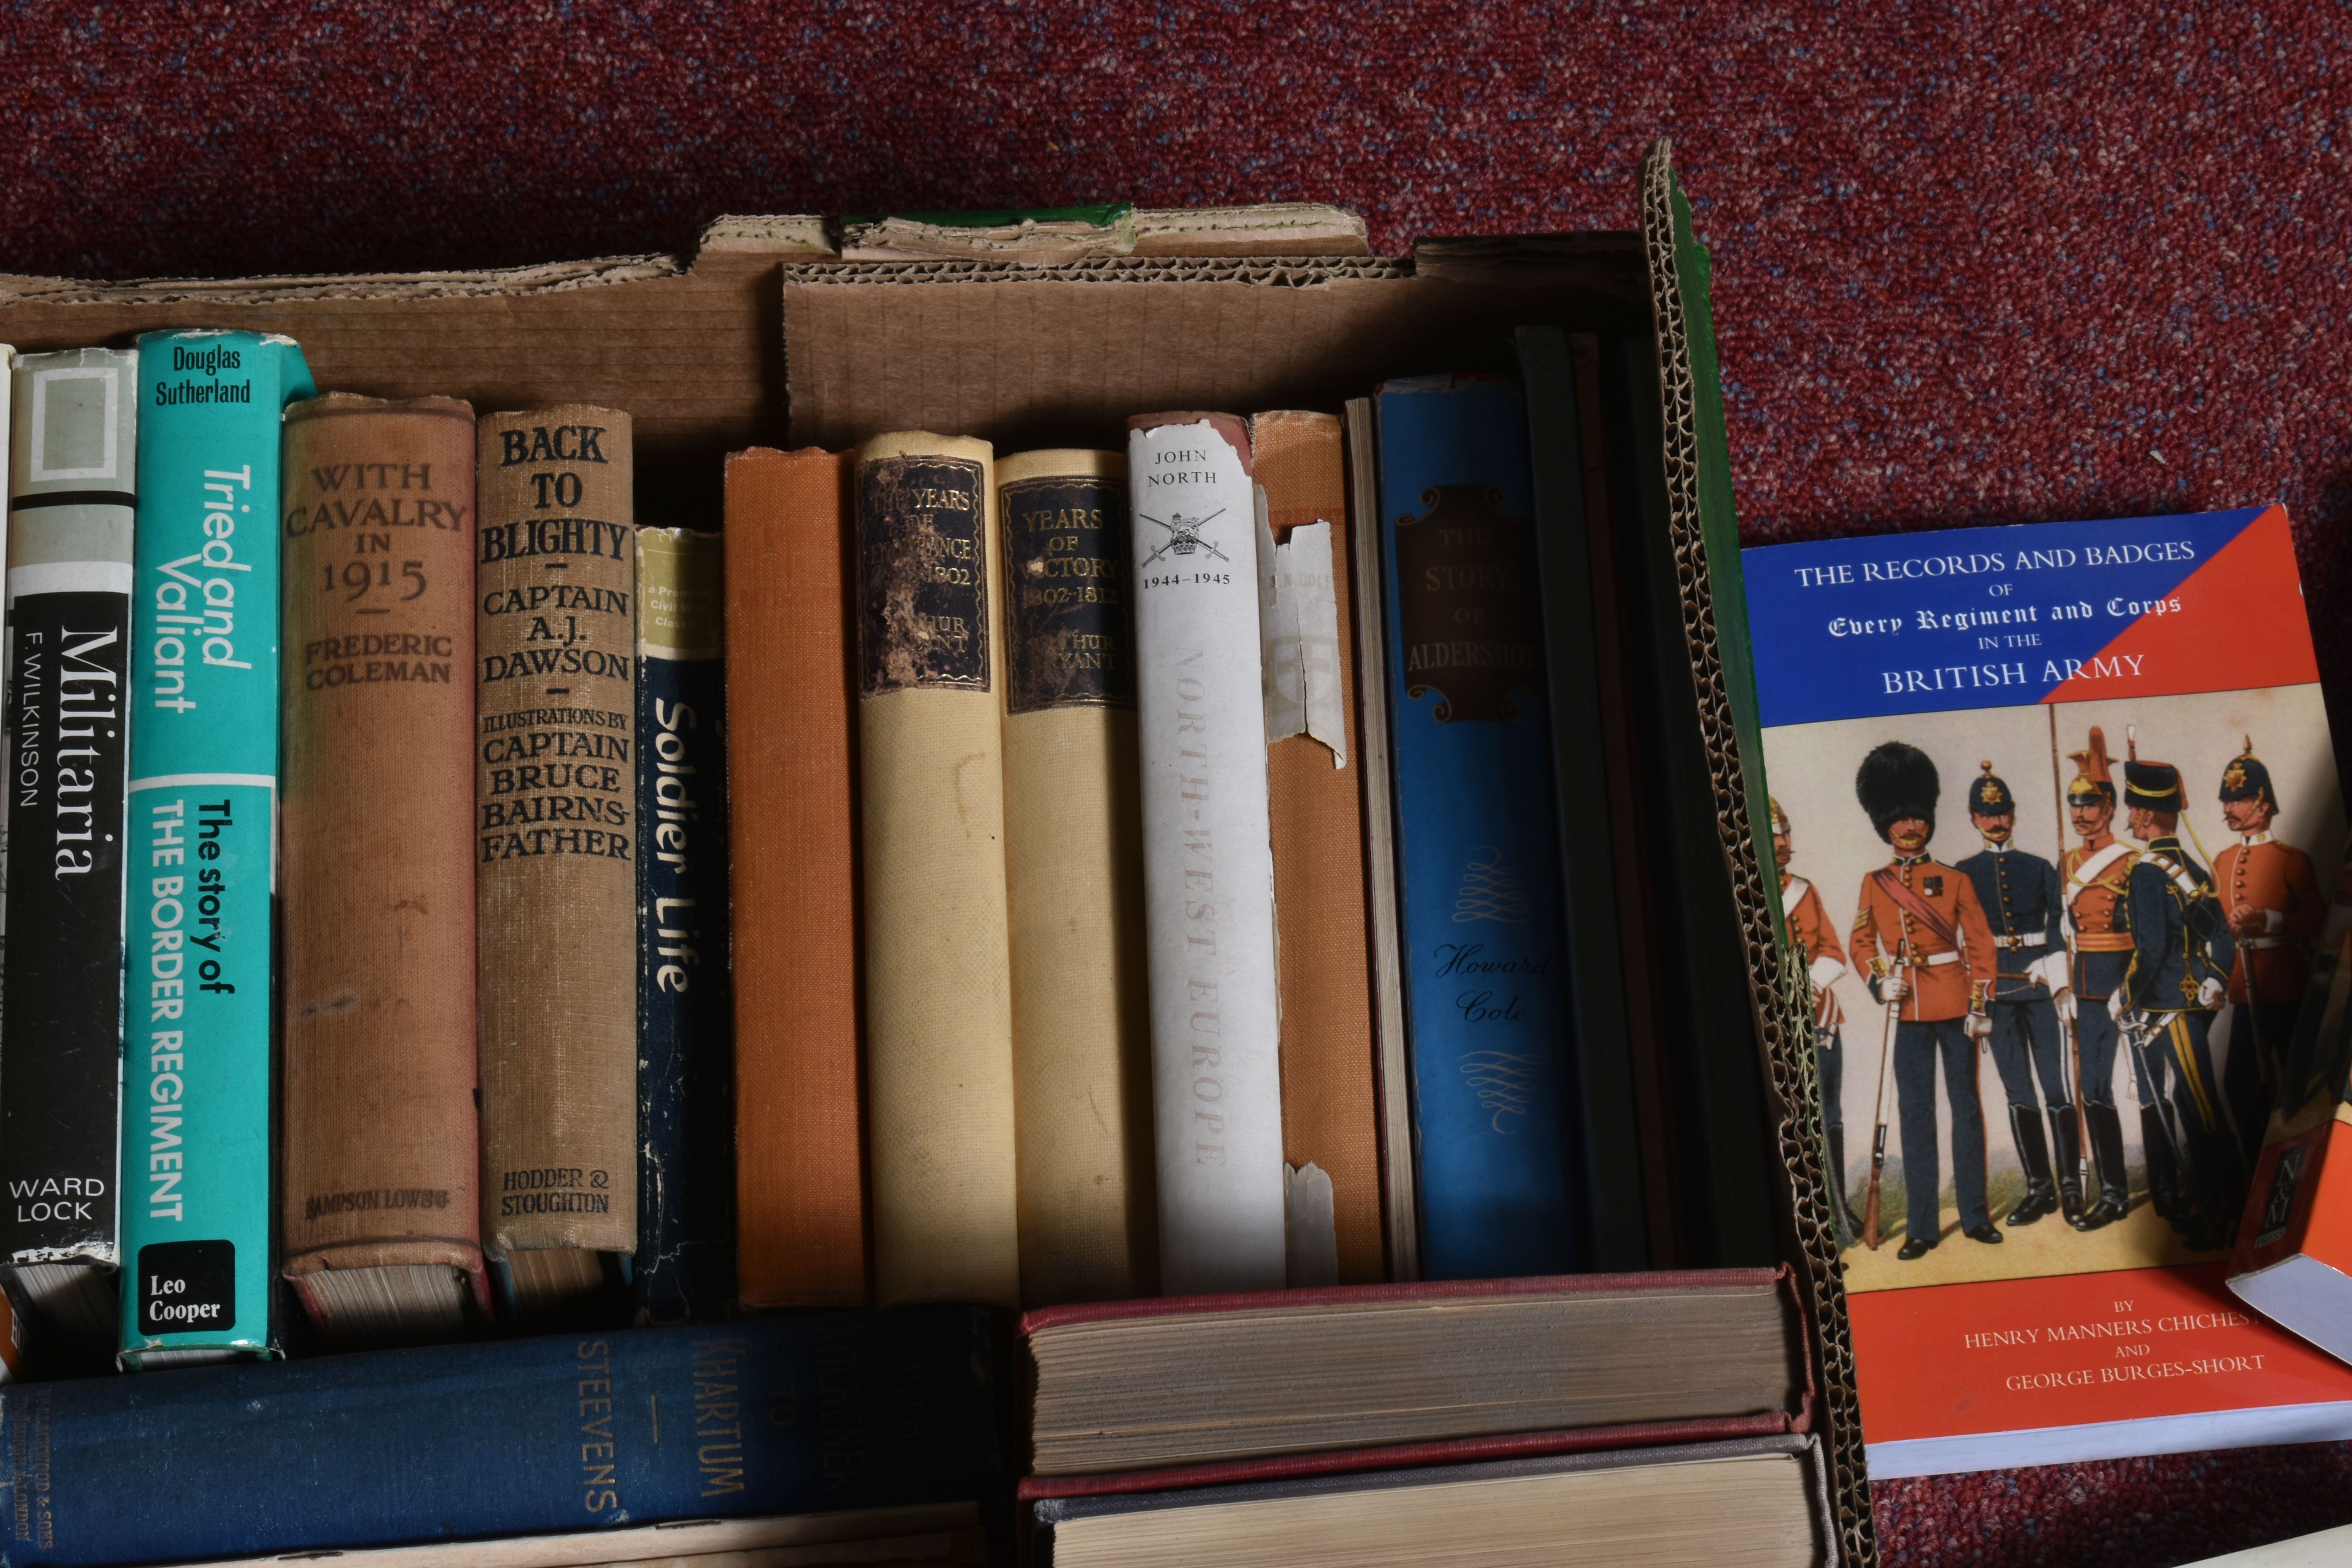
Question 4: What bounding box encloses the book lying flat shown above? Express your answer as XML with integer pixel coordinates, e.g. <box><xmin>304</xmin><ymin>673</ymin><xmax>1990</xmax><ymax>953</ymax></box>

<box><xmin>2227</xmin><ymin>847</ymin><xmax>2352</xmax><ymax>1356</ymax></box>
<box><xmin>1022</xmin><ymin>1269</ymin><xmax>1806</xmax><ymax>1477</ymax></box>
<box><xmin>0</xmin><ymin>1309</ymin><xmax>998</xmax><ymax>1568</ymax></box>
<box><xmin>1028</xmin><ymin>1435</ymin><xmax>1832</xmax><ymax>1568</ymax></box>
<box><xmin>1745</xmin><ymin>503</ymin><xmax>2352</xmax><ymax>1477</ymax></box>
<box><xmin>169</xmin><ymin>1506</ymin><xmax>987</xmax><ymax>1568</ymax></box>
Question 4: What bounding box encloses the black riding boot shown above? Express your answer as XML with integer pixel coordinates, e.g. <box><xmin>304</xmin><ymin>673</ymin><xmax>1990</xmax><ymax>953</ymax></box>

<box><xmin>2143</xmin><ymin>1104</ymin><xmax>2182</xmax><ymax>1226</ymax></box>
<box><xmin>1827</xmin><ymin>1125</ymin><xmax>1861</xmax><ymax>1239</ymax></box>
<box><xmin>2006</xmin><ymin>1107</ymin><xmax>2058</xmax><ymax>1225</ymax></box>
<box><xmin>2047</xmin><ymin>1106</ymin><xmax>2085</xmax><ymax>1228</ymax></box>
<box><xmin>2074</xmin><ymin>1104</ymin><xmax>2128</xmax><ymax>1230</ymax></box>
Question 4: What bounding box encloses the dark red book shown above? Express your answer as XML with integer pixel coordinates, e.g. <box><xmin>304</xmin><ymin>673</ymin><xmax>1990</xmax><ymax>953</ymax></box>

<box><xmin>1022</xmin><ymin>1267</ymin><xmax>1811</xmax><ymax>1485</ymax></box>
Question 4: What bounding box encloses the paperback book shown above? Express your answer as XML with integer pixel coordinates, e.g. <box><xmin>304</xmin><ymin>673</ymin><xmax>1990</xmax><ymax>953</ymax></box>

<box><xmin>1746</xmin><ymin>503</ymin><xmax>2352</xmax><ymax>1476</ymax></box>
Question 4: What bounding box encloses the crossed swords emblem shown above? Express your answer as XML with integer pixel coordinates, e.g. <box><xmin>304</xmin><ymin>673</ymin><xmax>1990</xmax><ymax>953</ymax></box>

<box><xmin>1138</xmin><ymin>507</ymin><xmax>1230</xmax><ymax>566</ymax></box>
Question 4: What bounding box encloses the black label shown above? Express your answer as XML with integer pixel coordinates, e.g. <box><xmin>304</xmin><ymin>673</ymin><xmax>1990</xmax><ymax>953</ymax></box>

<box><xmin>1000</xmin><ymin>475</ymin><xmax>1134</xmax><ymax>713</ymax></box>
<box><xmin>136</xmin><ymin>1239</ymin><xmax>234</xmax><ymax>1334</ymax></box>
<box><xmin>858</xmin><ymin>456</ymin><xmax>990</xmax><ymax>696</ymax></box>
<box><xmin>1393</xmin><ymin>484</ymin><xmax>1542</xmax><ymax>724</ymax></box>
<box><xmin>0</xmin><ymin>594</ymin><xmax>133</xmax><ymax>1260</ymax></box>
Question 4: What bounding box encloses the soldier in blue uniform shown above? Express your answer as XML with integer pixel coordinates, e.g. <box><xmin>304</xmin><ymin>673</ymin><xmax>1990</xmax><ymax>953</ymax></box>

<box><xmin>1955</xmin><ymin>762</ymin><xmax>2071</xmax><ymax>1226</ymax></box>
<box><xmin>2112</xmin><ymin>741</ymin><xmax>2241</xmax><ymax>1252</ymax></box>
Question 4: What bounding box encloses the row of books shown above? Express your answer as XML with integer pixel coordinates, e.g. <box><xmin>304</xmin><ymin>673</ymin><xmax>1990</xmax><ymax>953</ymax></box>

<box><xmin>0</xmin><ymin>1269</ymin><xmax>1828</xmax><ymax>1566</ymax></box>
<box><xmin>0</xmin><ymin>336</ymin><xmax>738</xmax><ymax>1368</ymax></box>
<box><xmin>0</xmin><ymin>318</ymin><xmax>1774</xmax><ymax>1375</ymax></box>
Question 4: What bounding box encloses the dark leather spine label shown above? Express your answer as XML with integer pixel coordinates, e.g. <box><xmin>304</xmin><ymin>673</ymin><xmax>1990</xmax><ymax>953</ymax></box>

<box><xmin>858</xmin><ymin>456</ymin><xmax>989</xmax><ymax>696</ymax></box>
<box><xmin>1392</xmin><ymin>483</ymin><xmax>1543</xmax><ymax>724</ymax></box>
<box><xmin>1000</xmin><ymin>475</ymin><xmax>1134</xmax><ymax>713</ymax></box>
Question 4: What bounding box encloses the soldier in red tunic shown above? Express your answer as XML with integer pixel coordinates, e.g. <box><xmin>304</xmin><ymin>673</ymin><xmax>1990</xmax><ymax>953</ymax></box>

<box><xmin>1847</xmin><ymin>742</ymin><xmax>2001</xmax><ymax>1260</ymax></box>
<box><xmin>2213</xmin><ymin>737</ymin><xmax>2323</xmax><ymax>1166</ymax></box>
<box><xmin>1773</xmin><ymin>798</ymin><xmax>1858</xmax><ymax>1237</ymax></box>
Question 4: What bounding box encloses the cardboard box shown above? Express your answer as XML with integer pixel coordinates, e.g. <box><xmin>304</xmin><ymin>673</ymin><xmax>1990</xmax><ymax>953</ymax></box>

<box><xmin>0</xmin><ymin>141</ymin><xmax>1864</xmax><ymax>1562</ymax></box>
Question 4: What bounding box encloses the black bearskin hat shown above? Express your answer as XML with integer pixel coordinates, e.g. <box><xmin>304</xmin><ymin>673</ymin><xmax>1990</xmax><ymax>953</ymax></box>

<box><xmin>1856</xmin><ymin>742</ymin><xmax>1940</xmax><ymax>843</ymax></box>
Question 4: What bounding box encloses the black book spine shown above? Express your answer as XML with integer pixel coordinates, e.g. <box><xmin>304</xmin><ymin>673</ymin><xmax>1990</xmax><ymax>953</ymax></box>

<box><xmin>0</xmin><ymin>580</ymin><xmax>134</xmax><ymax>1270</ymax></box>
<box><xmin>633</xmin><ymin>526</ymin><xmax>736</xmax><ymax>1323</ymax></box>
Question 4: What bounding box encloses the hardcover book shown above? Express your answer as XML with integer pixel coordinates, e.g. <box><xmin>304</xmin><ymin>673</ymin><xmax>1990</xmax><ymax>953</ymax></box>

<box><xmin>1126</xmin><ymin>413</ymin><xmax>1286</xmax><ymax>1296</ymax></box>
<box><xmin>1514</xmin><ymin>328</ymin><xmax>1651</xmax><ymax>1272</ymax></box>
<box><xmin>1021</xmin><ymin>1269</ymin><xmax>1806</xmax><ymax>1481</ymax></box>
<box><xmin>474</xmin><ymin>406</ymin><xmax>639</xmax><ymax>1328</ymax></box>
<box><xmin>0</xmin><ymin>1307</ymin><xmax>1000</xmax><ymax>1568</ymax></box>
<box><xmin>119</xmin><ymin>329</ymin><xmax>316</xmax><ymax>1368</ymax></box>
<box><xmin>634</xmin><ymin>526</ymin><xmax>735</xmax><ymax>1325</ymax></box>
<box><xmin>997</xmin><ymin>448</ymin><xmax>1156</xmax><ymax>1307</ymax></box>
<box><xmin>854</xmin><ymin>431</ymin><xmax>1019</xmax><ymax>1308</ymax></box>
<box><xmin>1745</xmin><ymin>503</ymin><xmax>2352</xmax><ymax>1475</ymax></box>
<box><xmin>722</xmin><ymin>448</ymin><xmax>868</xmax><ymax>1310</ymax></box>
<box><xmin>1374</xmin><ymin>373</ymin><xmax>1587</xmax><ymax>1279</ymax></box>
<box><xmin>1027</xmin><ymin>1435</ymin><xmax>1830</xmax><ymax>1568</ymax></box>
<box><xmin>0</xmin><ymin>349</ymin><xmax>135</xmax><ymax>1350</ymax></box>
<box><xmin>1250</xmin><ymin>409</ymin><xmax>1386</xmax><ymax>1287</ymax></box>
<box><xmin>278</xmin><ymin>394</ymin><xmax>486</xmax><ymax>1348</ymax></box>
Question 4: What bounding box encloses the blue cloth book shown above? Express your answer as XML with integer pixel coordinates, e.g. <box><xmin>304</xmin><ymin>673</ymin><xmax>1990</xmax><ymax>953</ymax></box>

<box><xmin>633</xmin><ymin>528</ymin><xmax>735</xmax><ymax>1324</ymax></box>
<box><xmin>1375</xmin><ymin>373</ymin><xmax>1588</xmax><ymax>1278</ymax></box>
<box><xmin>0</xmin><ymin>1307</ymin><xmax>1000</xmax><ymax>1566</ymax></box>
<box><xmin>118</xmin><ymin>331</ymin><xmax>315</xmax><ymax>1367</ymax></box>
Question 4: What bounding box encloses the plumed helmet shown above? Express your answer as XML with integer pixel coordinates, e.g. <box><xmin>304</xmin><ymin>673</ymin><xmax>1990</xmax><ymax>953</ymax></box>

<box><xmin>1969</xmin><ymin>760</ymin><xmax>2014</xmax><ymax>816</ymax></box>
<box><xmin>1856</xmin><ymin>742</ymin><xmax>1939</xmax><ymax>843</ymax></box>
<box><xmin>2219</xmin><ymin>735</ymin><xmax>2276</xmax><ymax>809</ymax></box>
<box><xmin>2067</xmin><ymin>726</ymin><xmax>2116</xmax><ymax>806</ymax></box>
<box><xmin>1768</xmin><ymin>797</ymin><xmax>1791</xmax><ymax>837</ymax></box>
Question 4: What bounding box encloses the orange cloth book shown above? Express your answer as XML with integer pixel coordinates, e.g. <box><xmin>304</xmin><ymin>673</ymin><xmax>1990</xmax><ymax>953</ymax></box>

<box><xmin>1252</xmin><ymin>410</ymin><xmax>1387</xmax><ymax>1284</ymax></box>
<box><xmin>725</xmin><ymin>447</ymin><xmax>869</xmax><ymax>1307</ymax></box>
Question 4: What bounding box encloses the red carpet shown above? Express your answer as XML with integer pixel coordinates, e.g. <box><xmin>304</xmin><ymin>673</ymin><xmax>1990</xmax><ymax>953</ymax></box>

<box><xmin>3</xmin><ymin>4</ymin><xmax>2346</xmax><ymax>1562</ymax></box>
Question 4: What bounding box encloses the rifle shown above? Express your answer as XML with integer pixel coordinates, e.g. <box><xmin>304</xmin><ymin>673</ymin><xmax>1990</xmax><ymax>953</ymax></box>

<box><xmin>1860</xmin><ymin>948</ymin><xmax>1903</xmax><ymax>1250</ymax></box>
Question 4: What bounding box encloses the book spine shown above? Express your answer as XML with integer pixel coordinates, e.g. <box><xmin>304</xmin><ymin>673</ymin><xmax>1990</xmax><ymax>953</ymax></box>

<box><xmin>1514</xmin><ymin>328</ymin><xmax>1650</xmax><ymax>1272</ymax></box>
<box><xmin>854</xmin><ymin>432</ymin><xmax>1019</xmax><ymax>1308</ymax></box>
<box><xmin>722</xmin><ymin>448</ymin><xmax>868</xmax><ymax>1309</ymax></box>
<box><xmin>997</xmin><ymin>448</ymin><xmax>1156</xmax><ymax>1307</ymax></box>
<box><xmin>1249</xmin><ymin>410</ymin><xmax>1387</xmax><ymax>1286</ymax></box>
<box><xmin>1343</xmin><ymin>397</ymin><xmax>1420</xmax><ymax>1281</ymax></box>
<box><xmin>1127</xmin><ymin>412</ymin><xmax>1286</xmax><ymax>1295</ymax></box>
<box><xmin>634</xmin><ymin>527</ymin><xmax>735</xmax><ymax>1324</ymax></box>
<box><xmin>277</xmin><ymin>395</ymin><xmax>484</xmax><ymax>1302</ymax></box>
<box><xmin>0</xmin><ymin>350</ymin><xmax>134</xmax><ymax>1288</ymax></box>
<box><xmin>0</xmin><ymin>1307</ymin><xmax>1000</xmax><ymax>1567</ymax></box>
<box><xmin>474</xmin><ymin>408</ymin><xmax>639</xmax><ymax>1261</ymax></box>
<box><xmin>1601</xmin><ymin>337</ymin><xmax>1775</xmax><ymax>1267</ymax></box>
<box><xmin>119</xmin><ymin>330</ymin><xmax>315</xmax><ymax>1365</ymax></box>
<box><xmin>1375</xmin><ymin>373</ymin><xmax>1588</xmax><ymax>1280</ymax></box>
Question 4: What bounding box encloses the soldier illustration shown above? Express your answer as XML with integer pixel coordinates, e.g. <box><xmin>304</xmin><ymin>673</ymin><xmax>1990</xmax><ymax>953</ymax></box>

<box><xmin>2056</xmin><ymin>728</ymin><xmax>2135</xmax><ymax>1231</ymax></box>
<box><xmin>2112</xmin><ymin>737</ymin><xmax>2242</xmax><ymax>1251</ymax></box>
<box><xmin>1955</xmin><ymin>762</ymin><xmax>2071</xmax><ymax>1226</ymax></box>
<box><xmin>2213</xmin><ymin>737</ymin><xmax>2323</xmax><ymax>1165</ymax></box>
<box><xmin>1773</xmin><ymin>798</ymin><xmax>1859</xmax><ymax>1237</ymax></box>
<box><xmin>1847</xmin><ymin>742</ymin><xmax>2001</xmax><ymax>1260</ymax></box>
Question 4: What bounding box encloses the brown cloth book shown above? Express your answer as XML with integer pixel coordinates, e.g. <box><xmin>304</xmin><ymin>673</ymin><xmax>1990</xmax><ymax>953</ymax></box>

<box><xmin>279</xmin><ymin>393</ymin><xmax>488</xmax><ymax>1347</ymax></box>
<box><xmin>723</xmin><ymin>446</ymin><xmax>870</xmax><ymax>1309</ymax></box>
<box><xmin>474</xmin><ymin>406</ymin><xmax>638</xmax><ymax>1325</ymax></box>
<box><xmin>1250</xmin><ymin>410</ymin><xmax>1386</xmax><ymax>1285</ymax></box>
